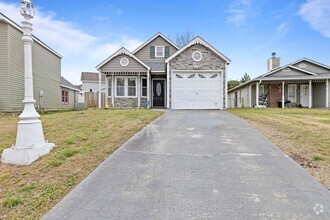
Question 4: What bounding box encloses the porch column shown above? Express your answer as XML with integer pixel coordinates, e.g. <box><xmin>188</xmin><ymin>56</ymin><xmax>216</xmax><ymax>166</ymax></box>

<box><xmin>249</xmin><ymin>85</ymin><xmax>252</xmax><ymax>107</ymax></box>
<box><xmin>224</xmin><ymin>65</ymin><xmax>228</xmax><ymax>109</ymax></box>
<box><xmin>282</xmin><ymin>81</ymin><xmax>285</xmax><ymax>108</ymax></box>
<box><xmin>112</xmin><ymin>73</ymin><xmax>115</xmax><ymax>107</ymax></box>
<box><xmin>98</xmin><ymin>70</ymin><xmax>101</xmax><ymax>109</ymax></box>
<box><xmin>147</xmin><ymin>70</ymin><xmax>150</xmax><ymax>108</ymax></box>
<box><xmin>326</xmin><ymin>79</ymin><xmax>329</xmax><ymax>109</ymax></box>
<box><xmin>137</xmin><ymin>73</ymin><xmax>141</xmax><ymax>108</ymax></box>
<box><xmin>166</xmin><ymin>63</ymin><xmax>170</xmax><ymax>108</ymax></box>
<box><xmin>309</xmin><ymin>80</ymin><xmax>312</xmax><ymax>108</ymax></box>
<box><xmin>256</xmin><ymin>82</ymin><xmax>259</xmax><ymax>107</ymax></box>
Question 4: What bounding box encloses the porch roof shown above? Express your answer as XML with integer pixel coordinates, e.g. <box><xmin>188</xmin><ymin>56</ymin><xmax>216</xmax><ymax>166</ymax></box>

<box><xmin>144</xmin><ymin>61</ymin><xmax>165</xmax><ymax>72</ymax></box>
<box><xmin>228</xmin><ymin>73</ymin><xmax>330</xmax><ymax>93</ymax></box>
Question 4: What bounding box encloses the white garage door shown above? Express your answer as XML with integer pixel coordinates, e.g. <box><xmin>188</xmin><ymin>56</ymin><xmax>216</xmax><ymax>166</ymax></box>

<box><xmin>172</xmin><ymin>72</ymin><xmax>223</xmax><ymax>109</ymax></box>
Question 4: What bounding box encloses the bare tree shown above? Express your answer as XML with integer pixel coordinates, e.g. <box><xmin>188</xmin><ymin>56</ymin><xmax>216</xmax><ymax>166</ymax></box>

<box><xmin>175</xmin><ymin>31</ymin><xmax>195</xmax><ymax>48</ymax></box>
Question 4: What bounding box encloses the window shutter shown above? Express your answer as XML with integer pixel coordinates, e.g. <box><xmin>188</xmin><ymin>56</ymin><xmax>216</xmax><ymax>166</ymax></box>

<box><xmin>150</xmin><ymin>46</ymin><xmax>155</xmax><ymax>58</ymax></box>
<box><xmin>165</xmin><ymin>46</ymin><xmax>170</xmax><ymax>58</ymax></box>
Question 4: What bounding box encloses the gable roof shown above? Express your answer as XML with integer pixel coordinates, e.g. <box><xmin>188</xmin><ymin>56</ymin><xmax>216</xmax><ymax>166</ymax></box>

<box><xmin>290</xmin><ymin>57</ymin><xmax>330</xmax><ymax>70</ymax></box>
<box><xmin>165</xmin><ymin>36</ymin><xmax>231</xmax><ymax>64</ymax></box>
<box><xmin>132</xmin><ymin>32</ymin><xmax>180</xmax><ymax>54</ymax></box>
<box><xmin>228</xmin><ymin>58</ymin><xmax>330</xmax><ymax>93</ymax></box>
<box><xmin>260</xmin><ymin>64</ymin><xmax>317</xmax><ymax>78</ymax></box>
<box><xmin>81</xmin><ymin>72</ymin><xmax>106</xmax><ymax>82</ymax></box>
<box><xmin>0</xmin><ymin>12</ymin><xmax>62</xmax><ymax>58</ymax></box>
<box><xmin>96</xmin><ymin>47</ymin><xmax>150</xmax><ymax>71</ymax></box>
<box><xmin>60</xmin><ymin>77</ymin><xmax>80</xmax><ymax>91</ymax></box>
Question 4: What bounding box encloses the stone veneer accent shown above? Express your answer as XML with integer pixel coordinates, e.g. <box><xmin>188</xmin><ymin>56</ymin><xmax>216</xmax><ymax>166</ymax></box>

<box><xmin>169</xmin><ymin>44</ymin><xmax>227</xmax><ymax>108</ymax></box>
<box><xmin>110</xmin><ymin>98</ymin><xmax>147</xmax><ymax>108</ymax></box>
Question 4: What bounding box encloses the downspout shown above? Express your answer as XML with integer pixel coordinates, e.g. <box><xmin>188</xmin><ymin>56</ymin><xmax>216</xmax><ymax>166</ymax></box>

<box><xmin>224</xmin><ymin>64</ymin><xmax>228</xmax><ymax>110</ymax></box>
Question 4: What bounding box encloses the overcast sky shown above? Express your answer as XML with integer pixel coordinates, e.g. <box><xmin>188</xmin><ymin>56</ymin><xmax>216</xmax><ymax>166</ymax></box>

<box><xmin>1</xmin><ymin>0</ymin><xmax>329</xmax><ymax>85</ymax></box>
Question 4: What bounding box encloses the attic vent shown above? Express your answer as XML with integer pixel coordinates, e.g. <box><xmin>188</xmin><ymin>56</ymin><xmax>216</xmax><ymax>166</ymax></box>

<box><xmin>298</xmin><ymin>63</ymin><xmax>307</xmax><ymax>68</ymax></box>
<box><xmin>120</xmin><ymin>58</ymin><xmax>129</xmax><ymax>67</ymax></box>
<box><xmin>282</xmin><ymin>68</ymin><xmax>291</xmax><ymax>72</ymax></box>
<box><xmin>192</xmin><ymin>51</ymin><xmax>203</xmax><ymax>62</ymax></box>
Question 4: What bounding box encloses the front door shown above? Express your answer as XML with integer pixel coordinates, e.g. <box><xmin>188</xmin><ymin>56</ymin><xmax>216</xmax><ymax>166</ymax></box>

<box><xmin>300</xmin><ymin>84</ymin><xmax>309</xmax><ymax>107</ymax></box>
<box><xmin>153</xmin><ymin>80</ymin><xmax>165</xmax><ymax>107</ymax></box>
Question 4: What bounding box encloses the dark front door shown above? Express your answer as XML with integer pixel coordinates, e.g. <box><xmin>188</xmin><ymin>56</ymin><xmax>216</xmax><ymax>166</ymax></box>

<box><xmin>153</xmin><ymin>80</ymin><xmax>165</xmax><ymax>107</ymax></box>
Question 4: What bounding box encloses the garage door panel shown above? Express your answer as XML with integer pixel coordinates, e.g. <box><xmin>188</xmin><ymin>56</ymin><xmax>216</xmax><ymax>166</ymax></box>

<box><xmin>172</xmin><ymin>72</ymin><xmax>223</xmax><ymax>110</ymax></box>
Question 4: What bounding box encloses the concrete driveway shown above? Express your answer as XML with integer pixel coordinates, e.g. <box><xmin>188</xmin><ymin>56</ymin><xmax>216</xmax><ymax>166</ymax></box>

<box><xmin>43</xmin><ymin>110</ymin><xmax>329</xmax><ymax>220</ymax></box>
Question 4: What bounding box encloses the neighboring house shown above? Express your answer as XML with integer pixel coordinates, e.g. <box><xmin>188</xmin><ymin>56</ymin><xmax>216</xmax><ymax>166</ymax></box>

<box><xmin>0</xmin><ymin>13</ymin><xmax>77</xmax><ymax>112</ymax></box>
<box><xmin>228</xmin><ymin>53</ymin><xmax>330</xmax><ymax>108</ymax></box>
<box><xmin>81</xmin><ymin>72</ymin><xmax>106</xmax><ymax>92</ymax></box>
<box><xmin>60</xmin><ymin>77</ymin><xmax>80</xmax><ymax>110</ymax></box>
<box><xmin>95</xmin><ymin>32</ymin><xmax>231</xmax><ymax>109</ymax></box>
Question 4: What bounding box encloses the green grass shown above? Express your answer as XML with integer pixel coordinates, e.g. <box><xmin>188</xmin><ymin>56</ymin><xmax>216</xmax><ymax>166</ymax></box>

<box><xmin>2</xmin><ymin>197</ymin><xmax>23</xmax><ymax>208</ymax></box>
<box><xmin>312</xmin><ymin>156</ymin><xmax>324</xmax><ymax>161</ymax></box>
<box><xmin>0</xmin><ymin>109</ymin><xmax>163</xmax><ymax>219</ymax></box>
<box><xmin>229</xmin><ymin>108</ymin><xmax>330</xmax><ymax>188</ymax></box>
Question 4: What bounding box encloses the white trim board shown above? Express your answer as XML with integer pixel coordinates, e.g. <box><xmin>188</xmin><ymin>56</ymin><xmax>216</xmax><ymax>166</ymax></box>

<box><xmin>132</xmin><ymin>32</ymin><xmax>179</xmax><ymax>54</ymax></box>
<box><xmin>165</xmin><ymin>36</ymin><xmax>231</xmax><ymax>64</ymax></box>
<box><xmin>96</xmin><ymin>47</ymin><xmax>150</xmax><ymax>71</ymax></box>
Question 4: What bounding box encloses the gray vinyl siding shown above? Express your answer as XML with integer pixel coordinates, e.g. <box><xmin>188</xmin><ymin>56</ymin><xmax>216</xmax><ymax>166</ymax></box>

<box><xmin>32</xmin><ymin>40</ymin><xmax>61</xmax><ymax>111</ymax></box>
<box><xmin>268</xmin><ymin>68</ymin><xmax>309</xmax><ymax>77</ymax></box>
<box><xmin>0</xmin><ymin>22</ymin><xmax>8</xmax><ymax>112</ymax></box>
<box><xmin>134</xmin><ymin>36</ymin><xmax>178</xmax><ymax>62</ymax></box>
<box><xmin>4</xmin><ymin>24</ymin><xmax>62</xmax><ymax>112</ymax></box>
<box><xmin>312</xmin><ymin>82</ymin><xmax>326</xmax><ymax>108</ymax></box>
<box><xmin>100</xmin><ymin>54</ymin><xmax>147</xmax><ymax>73</ymax></box>
<box><xmin>293</xmin><ymin>61</ymin><xmax>329</xmax><ymax>74</ymax></box>
<box><xmin>7</xmin><ymin>24</ymin><xmax>24</xmax><ymax>112</ymax></box>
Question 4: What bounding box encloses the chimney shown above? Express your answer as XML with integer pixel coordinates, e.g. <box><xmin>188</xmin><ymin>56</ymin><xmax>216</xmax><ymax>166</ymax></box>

<box><xmin>267</xmin><ymin>52</ymin><xmax>280</xmax><ymax>72</ymax></box>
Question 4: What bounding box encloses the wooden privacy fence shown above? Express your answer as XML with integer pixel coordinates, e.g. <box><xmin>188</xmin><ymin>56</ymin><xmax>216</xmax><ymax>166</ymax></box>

<box><xmin>84</xmin><ymin>92</ymin><xmax>106</xmax><ymax>109</ymax></box>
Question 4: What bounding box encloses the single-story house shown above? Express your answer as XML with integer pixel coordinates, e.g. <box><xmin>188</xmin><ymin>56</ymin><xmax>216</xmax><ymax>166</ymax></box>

<box><xmin>81</xmin><ymin>72</ymin><xmax>106</xmax><ymax>92</ymax></box>
<box><xmin>95</xmin><ymin>32</ymin><xmax>231</xmax><ymax>109</ymax></box>
<box><xmin>60</xmin><ymin>77</ymin><xmax>81</xmax><ymax>110</ymax></box>
<box><xmin>0</xmin><ymin>12</ymin><xmax>78</xmax><ymax>112</ymax></box>
<box><xmin>228</xmin><ymin>53</ymin><xmax>330</xmax><ymax>108</ymax></box>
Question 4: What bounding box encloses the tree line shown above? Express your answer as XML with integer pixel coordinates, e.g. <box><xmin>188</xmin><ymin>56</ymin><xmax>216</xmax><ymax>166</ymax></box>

<box><xmin>228</xmin><ymin>73</ymin><xmax>251</xmax><ymax>90</ymax></box>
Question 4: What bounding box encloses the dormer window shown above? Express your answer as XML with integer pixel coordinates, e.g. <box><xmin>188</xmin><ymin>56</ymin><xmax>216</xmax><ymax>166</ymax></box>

<box><xmin>155</xmin><ymin>46</ymin><xmax>165</xmax><ymax>57</ymax></box>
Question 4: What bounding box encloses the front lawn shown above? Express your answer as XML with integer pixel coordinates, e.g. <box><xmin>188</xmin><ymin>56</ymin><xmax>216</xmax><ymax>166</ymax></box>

<box><xmin>0</xmin><ymin>109</ymin><xmax>163</xmax><ymax>219</ymax></box>
<box><xmin>229</xmin><ymin>108</ymin><xmax>330</xmax><ymax>189</ymax></box>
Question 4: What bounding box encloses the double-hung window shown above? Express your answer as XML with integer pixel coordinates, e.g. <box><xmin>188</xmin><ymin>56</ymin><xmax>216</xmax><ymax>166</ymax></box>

<box><xmin>155</xmin><ymin>46</ymin><xmax>164</xmax><ymax>57</ymax></box>
<box><xmin>127</xmin><ymin>78</ymin><xmax>136</xmax><ymax>96</ymax></box>
<box><xmin>288</xmin><ymin>84</ymin><xmax>297</xmax><ymax>102</ymax></box>
<box><xmin>116</xmin><ymin>77</ymin><xmax>137</xmax><ymax>97</ymax></box>
<box><xmin>141</xmin><ymin>77</ymin><xmax>147</xmax><ymax>97</ymax></box>
<box><xmin>61</xmin><ymin>89</ymin><xmax>69</xmax><ymax>104</ymax></box>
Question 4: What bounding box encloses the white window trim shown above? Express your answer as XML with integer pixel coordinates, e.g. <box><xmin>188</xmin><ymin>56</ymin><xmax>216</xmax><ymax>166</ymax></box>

<box><xmin>115</xmin><ymin>76</ymin><xmax>137</xmax><ymax>98</ymax></box>
<box><xmin>155</xmin><ymin>46</ymin><xmax>165</xmax><ymax>58</ymax></box>
<box><xmin>141</xmin><ymin>77</ymin><xmax>147</xmax><ymax>98</ymax></box>
<box><xmin>120</xmin><ymin>57</ymin><xmax>129</xmax><ymax>67</ymax></box>
<box><xmin>192</xmin><ymin>51</ymin><xmax>203</xmax><ymax>62</ymax></box>
<box><xmin>288</xmin><ymin>84</ymin><xmax>297</xmax><ymax>102</ymax></box>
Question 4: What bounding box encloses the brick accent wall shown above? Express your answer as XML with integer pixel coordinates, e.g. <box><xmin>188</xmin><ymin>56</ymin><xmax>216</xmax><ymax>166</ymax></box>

<box><xmin>168</xmin><ymin>44</ymin><xmax>227</xmax><ymax>108</ymax></box>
